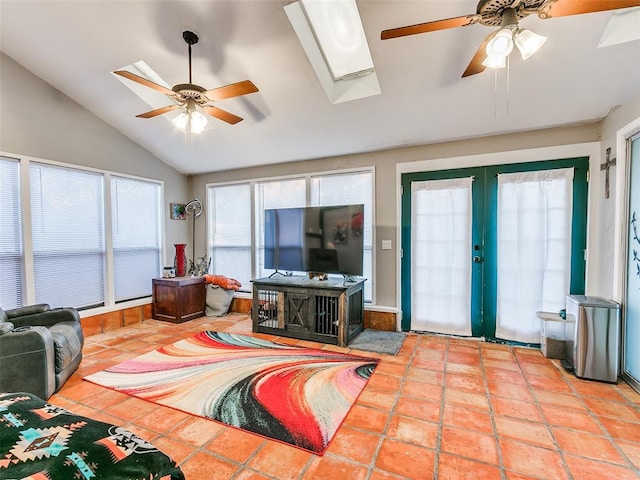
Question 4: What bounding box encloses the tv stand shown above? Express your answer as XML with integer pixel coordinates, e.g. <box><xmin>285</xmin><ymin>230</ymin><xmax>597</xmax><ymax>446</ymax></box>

<box><xmin>251</xmin><ymin>276</ymin><xmax>365</xmax><ymax>347</ymax></box>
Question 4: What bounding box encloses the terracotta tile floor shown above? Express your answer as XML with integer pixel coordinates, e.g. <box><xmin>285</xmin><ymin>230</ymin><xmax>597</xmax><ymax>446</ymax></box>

<box><xmin>51</xmin><ymin>315</ymin><xmax>640</xmax><ymax>480</ymax></box>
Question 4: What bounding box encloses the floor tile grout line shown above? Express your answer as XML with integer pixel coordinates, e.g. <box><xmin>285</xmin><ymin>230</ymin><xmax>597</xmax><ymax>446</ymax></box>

<box><xmin>567</xmin><ymin>394</ymin><xmax>640</xmax><ymax>471</ymax></box>
<box><xmin>430</xmin><ymin>336</ymin><xmax>451</xmax><ymax>480</ymax></box>
<box><xmin>254</xmin><ymin>330</ymin><xmax>395</xmax><ymax>478</ymax></box>
<box><xmin>58</xmin><ymin>317</ymin><xmax>640</xmax><ymax>479</ymax></box>
<box><xmin>361</xmin><ymin>332</ymin><xmax>416</xmax><ymax>480</ymax></box>
<box><xmin>192</xmin><ymin>437</ymin><xmax>276</xmax><ymax>480</ymax></box>
<box><xmin>478</xmin><ymin>341</ymin><xmax>509</xmax><ymax>480</ymax></box>
<box><xmin>129</xmin><ymin>323</ymin><xmax>389</xmax><ymax>478</ymax></box>
<box><xmin>545</xmin><ymin>360</ymin><xmax>640</xmax><ymax>472</ymax></box>
<box><xmin>514</xmin><ymin>348</ymin><xmax>578</xmax><ymax>480</ymax></box>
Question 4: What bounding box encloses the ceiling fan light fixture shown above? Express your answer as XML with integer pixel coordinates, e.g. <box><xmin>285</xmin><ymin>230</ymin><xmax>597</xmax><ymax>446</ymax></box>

<box><xmin>172</xmin><ymin>100</ymin><xmax>208</xmax><ymax>134</ymax></box>
<box><xmin>382</xmin><ymin>1</ymin><xmax>636</xmax><ymax>78</ymax></box>
<box><xmin>486</xmin><ymin>28</ymin><xmax>514</xmax><ymax>57</ymax></box>
<box><xmin>482</xmin><ymin>53</ymin><xmax>507</xmax><ymax>69</ymax></box>
<box><xmin>189</xmin><ymin>110</ymin><xmax>208</xmax><ymax>134</ymax></box>
<box><xmin>514</xmin><ymin>28</ymin><xmax>547</xmax><ymax>60</ymax></box>
<box><xmin>172</xmin><ymin>111</ymin><xmax>190</xmax><ymax>131</ymax></box>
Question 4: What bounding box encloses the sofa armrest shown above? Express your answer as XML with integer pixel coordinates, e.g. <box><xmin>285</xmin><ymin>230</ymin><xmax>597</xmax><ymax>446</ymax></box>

<box><xmin>5</xmin><ymin>304</ymin><xmax>50</xmax><ymax>318</ymax></box>
<box><xmin>0</xmin><ymin>326</ymin><xmax>56</xmax><ymax>399</ymax></box>
<box><xmin>9</xmin><ymin>308</ymin><xmax>81</xmax><ymax>329</ymax></box>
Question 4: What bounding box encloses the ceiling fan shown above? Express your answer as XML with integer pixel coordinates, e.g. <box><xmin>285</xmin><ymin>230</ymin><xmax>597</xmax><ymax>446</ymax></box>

<box><xmin>114</xmin><ymin>30</ymin><xmax>258</xmax><ymax>131</ymax></box>
<box><xmin>381</xmin><ymin>0</ymin><xmax>640</xmax><ymax>78</ymax></box>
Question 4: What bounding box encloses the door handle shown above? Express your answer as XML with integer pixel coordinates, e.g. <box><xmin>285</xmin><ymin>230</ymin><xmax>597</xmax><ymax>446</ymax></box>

<box><xmin>473</xmin><ymin>256</ymin><xmax>483</xmax><ymax>263</ymax></box>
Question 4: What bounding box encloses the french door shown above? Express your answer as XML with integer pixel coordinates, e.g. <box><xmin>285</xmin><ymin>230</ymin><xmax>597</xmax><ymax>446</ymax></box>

<box><xmin>401</xmin><ymin>158</ymin><xmax>588</xmax><ymax>343</ymax></box>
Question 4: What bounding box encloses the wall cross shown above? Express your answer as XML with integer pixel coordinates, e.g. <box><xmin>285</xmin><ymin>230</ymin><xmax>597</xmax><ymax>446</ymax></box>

<box><xmin>601</xmin><ymin>147</ymin><xmax>616</xmax><ymax>199</ymax></box>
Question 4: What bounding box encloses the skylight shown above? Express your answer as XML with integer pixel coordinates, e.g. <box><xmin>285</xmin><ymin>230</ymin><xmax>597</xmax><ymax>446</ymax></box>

<box><xmin>285</xmin><ymin>0</ymin><xmax>381</xmax><ymax>104</ymax></box>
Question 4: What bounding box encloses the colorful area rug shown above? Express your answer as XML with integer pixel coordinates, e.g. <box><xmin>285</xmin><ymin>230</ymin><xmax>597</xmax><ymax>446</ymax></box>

<box><xmin>85</xmin><ymin>332</ymin><xmax>379</xmax><ymax>455</ymax></box>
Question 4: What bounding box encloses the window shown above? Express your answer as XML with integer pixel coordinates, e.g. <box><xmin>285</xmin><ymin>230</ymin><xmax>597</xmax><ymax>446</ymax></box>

<box><xmin>111</xmin><ymin>176</ymin><xmax>161</xmax><ymax>302</ymax></box>
<box><xmin>311</xmin><ymin>171</ymin><xmax>374</xmax><ymax>301</ymax></box>
<box><xmin>208</xmin><ymin>169</ymin><xmax>374</xmax><ymax>302</ymax></box>
<box><xmin>2</xmin><ymin>155</ymin><xmax>163</xmax><ymax>311</ymax></box>
<box><xmin>208</xmin><ymin>183</ymin><xmax>252</xmax><ymax>291</ymax></box>
<box><xmin>0</xmin><ymin>157</ymin><xmax>23</xmax><ymax>309</ymax></box>
<box><xmin>256</xmin><ymin>178</ymin><xmax>307</xmax><ymax>278</ymax></box>
<box><xmin>30</xmin><ymin>163</ymin><xmax>105</xmax><ymax>308</ymax></box>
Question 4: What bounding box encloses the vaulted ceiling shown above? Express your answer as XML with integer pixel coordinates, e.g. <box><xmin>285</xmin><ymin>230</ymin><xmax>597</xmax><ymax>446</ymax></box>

<box><xmin>1</xmin><ymin>1</ymin><xmax>638</xmax><ymax>174</ymax></box>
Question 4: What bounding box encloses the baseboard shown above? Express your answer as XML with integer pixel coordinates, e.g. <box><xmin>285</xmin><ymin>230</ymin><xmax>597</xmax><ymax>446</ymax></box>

<box><xmin>80</xmin><ymin>299</ymin><xmax>398</xmax><ymax>336</ymax></box>
<box><xmin>80</xmin><ymin>303</ymin><xmax>151</xmax><ymax>336</ymax></box>
<box><xmin>230</xmin><ymin>297</ymin><xmax>252</xmax><ymax>314</ymax></box>
<box><xmin>364</xmin><ymin>310</ymin><xmax>396</xmax><ymax>332</ymax></box>
<box><xmin>229</xmin><ymin>297</ymin><xmax>397</xmax><ymax>332</ymax></box>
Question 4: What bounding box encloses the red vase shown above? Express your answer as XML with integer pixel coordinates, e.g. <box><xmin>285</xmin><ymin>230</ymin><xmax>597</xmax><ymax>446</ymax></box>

<box><xmin>174</xmin><ymin>243</ymin><xmax>187</xmax><ymax>277</ymax></box>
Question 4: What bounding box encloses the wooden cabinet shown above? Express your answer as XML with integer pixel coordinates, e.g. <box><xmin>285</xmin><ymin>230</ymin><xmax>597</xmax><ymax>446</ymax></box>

<box><xmin>152</xmin><ymin>277</ymin><xmax>205</xmax><ymax>323</ymax></box>
<box><xmin>251</xmin><ymin>276</ymin><xmax>365</xmax><ymax>347</ymax></box>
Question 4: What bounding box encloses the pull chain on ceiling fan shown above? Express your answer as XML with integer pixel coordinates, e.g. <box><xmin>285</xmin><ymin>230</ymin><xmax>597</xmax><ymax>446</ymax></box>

<box><xmin>381</xmin><ymin>0</ymin><xmax>640</xmax><ymax>78</ymax></box>
<box><xmin>114</xmin><ymin>30</ymin><xmax>259</xmax><ymax>131</ymax></box>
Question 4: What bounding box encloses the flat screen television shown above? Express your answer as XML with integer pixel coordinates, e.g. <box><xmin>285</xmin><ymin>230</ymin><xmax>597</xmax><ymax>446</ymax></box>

<box><xmin>264</xmin><ymin>204</ymin><xmax>364</xmax><ymax>276</ymax></box>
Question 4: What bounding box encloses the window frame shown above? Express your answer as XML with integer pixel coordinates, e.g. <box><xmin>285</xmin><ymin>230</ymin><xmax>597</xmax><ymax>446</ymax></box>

<box><xmin>206</xmin><ymin>181</ymin><xmax>254</xmax><ymax>293</ymax></box>
<box><xmin>0</xmin><ymin>156</ymin><xmax>24</xmax><ymax>309</ymax></box>
<box><xmin>29</xmin><ymin>161</ymin><xmax>107</xmax><ymax>309</ymax></box>
<box><xmin>110</xmin><ymin>174</ymin><xmax>163</xmax><ymax>303</ymax></box>
<box><xmin>206</xmin><ymin>166</ymin><xmax>376</xmax><ymax>303</ymax></box>
<box><xmin>1</xmin><ymin>151</ymin><xmax>165</xmax><ymax>312</ymax></box>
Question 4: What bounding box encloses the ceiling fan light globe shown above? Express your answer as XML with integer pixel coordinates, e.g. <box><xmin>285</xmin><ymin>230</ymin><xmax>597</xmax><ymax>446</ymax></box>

<box><xmin>189</xmin><ymin>110</ymin><xmax>208</xmax><ymax>134</ymax></box>
<box><xmin>486</xmin><ymin>28</ymin><xmax>514</xmax><ymax>57</ymax></box>
<box><xmin>514</xmin><ymin>29</ymin><xmax>547</xmax><ymax>60</ymax></box>
<box><xmin>482</xmin><ymin>54</ymin><xmax>507</xmax><ymax>69</ymax></box>
<box><xmin>173</xmin><ymin>111</ymin><xmax>190</xmax><ymax>131</ymax></box>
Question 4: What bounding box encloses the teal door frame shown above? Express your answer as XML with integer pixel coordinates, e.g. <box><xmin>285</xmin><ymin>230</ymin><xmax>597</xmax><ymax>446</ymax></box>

<box><xmin>401</xmin><ymin>157</ymin><xmax>588</xmax><ymax>343</ymax></box>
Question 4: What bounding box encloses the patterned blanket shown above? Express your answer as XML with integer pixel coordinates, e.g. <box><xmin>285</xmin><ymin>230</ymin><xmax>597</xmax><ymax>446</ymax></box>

<box><xmin>0</xmin><ymin>392</ymin><xmax>184</xmax><ymax>480</ymax></box>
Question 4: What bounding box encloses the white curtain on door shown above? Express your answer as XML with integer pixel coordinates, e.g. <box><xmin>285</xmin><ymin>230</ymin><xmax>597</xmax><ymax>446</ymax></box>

<box><xmin>496</xmin><ymin>168</ymin><xmax>574</xmax><ymax>343</ymax></box>
<box><xmin>411</xmin><ymin>177</ymin><xmax>473</xmax><ymax>335</ymax></box>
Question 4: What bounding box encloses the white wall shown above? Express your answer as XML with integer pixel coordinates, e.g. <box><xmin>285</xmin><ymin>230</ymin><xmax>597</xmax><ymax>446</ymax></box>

<box><xmin>599</xmin><ymin>95</ymin><xmax>640</xmax><ymax>298</ymax></box>
<box><xmin>5</xmin><ymin>46</ymin><xmax>634</xmax><ymax>312</ymax></box>
<box><xmin>0</xmin><ymin>52</ymin><xmax>190</xmax><ymax>267</ymax></box>
<box><xmin>191</xmin><ymin>123</ymin><xmax>602</xmax><ymax>309</ymax></box>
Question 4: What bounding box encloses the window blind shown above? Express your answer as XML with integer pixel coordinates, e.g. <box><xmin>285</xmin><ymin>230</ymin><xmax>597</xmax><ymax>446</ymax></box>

<box><xmin>111</xmin><ymin>176</ymin><xmax>161</xmax><ymax>302</ymax></box>
<box><xmin>208</xmin><ymin>183</ymin><xmax>252</xmax><ymax>291</ymax></box>
<box><xmin>30</xmin><ymin>163</ymin><xmax>105</xmax><ymax>308</ymax></box>
<box><xmin>0</xmin><ymin>157</ymin><xmax>23</xmax><ymax>309</ymax></box>
<box><xmin>207</xmin><ymin>171</ymin><xmax>374</xmax><ymax>300</ymax></box>
<box><xmin>256</xmin><ymin>178</ymin><xmax>307</xmax><ymax>278</ymax></box>
<box><xmin>311</xmin><ymin>171</ymin><xmax>374</xmax><ymax>302</ymax></box>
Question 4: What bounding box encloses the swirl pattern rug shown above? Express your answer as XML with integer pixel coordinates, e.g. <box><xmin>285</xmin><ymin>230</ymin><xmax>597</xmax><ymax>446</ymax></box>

<box><xmin>85</xmin><ymin>331</ymin><xmax>379</xmax><ymax>455</ymax></box>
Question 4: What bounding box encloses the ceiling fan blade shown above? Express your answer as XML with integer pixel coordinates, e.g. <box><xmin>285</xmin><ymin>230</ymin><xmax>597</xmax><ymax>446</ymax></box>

<box><xmin>202</xmin><ymin>105</ymin><xmax>243</xmax><ymax>125</ymax></box>
<box><xmin>204</xmin><ymin>80</ymin><xmax>259</xmax><ymax>101</ymax></box>
<box><xmin>136</xmin><ymin>105</ymin><xmax>181</xmax><ymax>119</ymax></box>
<box><xmin>461</xmin><ymin>31</ymin><xmax>498</xmax><ymax>78</ymax></box>
<box><xmin>381</xmin><ymin>14</ymin><xmax>481</xmax><ymax>40</ymax></box>
<box><xmin>539</xmin><ymin>0</ymin><xmax>640</xmax><ymax>18</ymax></box>
<box><xmin>113</xmin><ymin>70</ymin><xmax>175</xmax><ymax>96</ymax></box>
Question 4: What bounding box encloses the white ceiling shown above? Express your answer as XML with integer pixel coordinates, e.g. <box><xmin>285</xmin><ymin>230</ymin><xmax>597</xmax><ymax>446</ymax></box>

<box><xmin>1</xmin><ymin>0</ymin><xmax>639</xmax><ymax>175</ymax></box>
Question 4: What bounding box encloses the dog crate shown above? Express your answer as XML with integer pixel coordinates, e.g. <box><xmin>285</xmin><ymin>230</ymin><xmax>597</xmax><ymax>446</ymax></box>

<box><xmin>251</xmin><ymin>276</ymin><xmax>365</xmax><ymax>346</ymax></box>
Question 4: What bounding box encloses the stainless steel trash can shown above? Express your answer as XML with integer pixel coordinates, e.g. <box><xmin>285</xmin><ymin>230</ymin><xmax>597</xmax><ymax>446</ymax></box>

<box><xmin>565</xmin><ymin>295</ymin><xmax>621</xmax><ymax>383</ymax></box>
